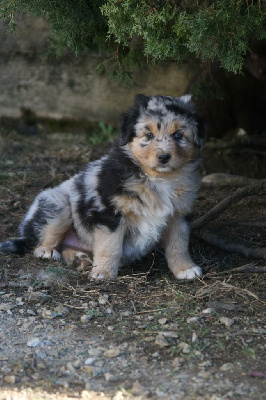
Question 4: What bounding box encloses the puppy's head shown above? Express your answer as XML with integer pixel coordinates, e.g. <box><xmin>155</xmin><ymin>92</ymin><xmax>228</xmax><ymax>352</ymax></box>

<box><xmin>120</xmin><ymin>94</ymin><xmax>206</xmax><ymax>177</ymax></box>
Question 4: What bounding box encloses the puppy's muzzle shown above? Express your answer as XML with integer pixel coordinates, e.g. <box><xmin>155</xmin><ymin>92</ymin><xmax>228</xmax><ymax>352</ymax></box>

<box><xmin>158</xmin><ymin>153</ymin><xmax>171</xmax><ymax>164</ymax></box>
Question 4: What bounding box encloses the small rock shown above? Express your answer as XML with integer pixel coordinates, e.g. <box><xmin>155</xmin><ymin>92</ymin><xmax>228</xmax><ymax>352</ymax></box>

<box><xmin>36</xmin><ymin>362</ymin><xmax>46</xmax><ymax>369</ymax></box>
<box><xmin>84</xmin><ymin>357</ymin><xmax>96</xmax><ymax>365</ymax></box>
<box><xmin>104</xmin><ymin>372</ymin><xmax>118</xmax><ymax>382</ymax></box>
<box><xmin>98</xmin><ymin>294</ymin><xmax>109</xmax><ymax>305</ymax></box>
<box><xmin>172</xmin><ymin>357</ymin><xmax>184</xmax><ymax>368</ymax></box>
<box><xmin>88</xmin><ymin>301</ymin><xmax>98</xmax><ymax>307</ymax></box>
<box><xmin>143</xmin><ymin>336</ymin><xmax>154</xmax><ymax>342</ymax></box>
<box><xmin>178</xmin><ymin>342</ymin><xmax>191</xmax><ymax>354</ymax></box>
<box><xmin>26</xmin><ymin>290</ymin><xmax>52</xmax><ymax>303</ymax></box>
<box><xmin>42</xmin><ymin>309</ymin><xmax>59</xmax><ymax>319</ymax></box>
<box><xmin>66</xmin><ymin>362</ymin><xmax>76</xmax><ymax>374</ymax></box>
<box><xmin>103</xmin><ymin>347</ymin><xmax>120</xmax><ymax>358</ymax></box>
<box><xmin>220</xmin><ymin>362</ymin><xmax>234</xmax><ymax>371</ymax></box>
<box><xmin>27</xmin><ymin>309</ymin><xmax>36</xmax><ymax>315</ymax></box>
<box><xmin>105</xmin><ymin>307</ymin><xmax>113</xmax><ymax>314</ymax></box>
<box><xmin>198</xmin><ymin>371</ymin><xmax>210</xmax><ymax>378</ymax></box>
<box><xmin>198</xmin><ymin>360</ymin><xmax>212</xmax><ymax>368</ymax></box>
<box><xmin>0</xmin><ymin>303</ymin><xmax>14</xmax><ymax>311</ymax></box>
<box><xmin>131</xmin><ymin>381</ymin><xmax>146</xmax><ymax>395</ymax></box>
<box><xmin>219</xmin><ymin>316</ymin><xmax>234</xmax><ymax>327</ymax></box>
<box><xmin>156</xmin><ymin>388</ymin><xmax>168</xmax><ymax>397</ymax></box>
<box><xmin>27</xmin><ymin>338</ymin><xmax>43</xmax><ymax>348</ymax></box>
<box><xmin>158</xmin><ymin>317</ymin><xmax>168</xmax><ymax>325</ymax></box>
<box><xmin>187</xmin><ymin>316</ymin><xmax>201</xmax><ymax>324</ymax></box>
<box><xmin>87</xmin><ymin>348</ymin><xmax>103</xmax><ymax>357</ymax></box>
<box><xmin>121</xmin><ymin>310</ymin><xmax>132</xmax><ymax>316</ymax></box>
<box><xmin>107</xmin><ymin>326</ymin><xmax>114</xmax><ymax>331</ymax></box>
<box><xmin>192</xmin><ymin>332</ymin><xmax>198</xmax><ymax>343</ymax></box>
<box><xmin>207</xmin><ymin>301</ymin><xmax>242</xmax><ymax>312</ymax></box>
<box><xmin>80</xmin><ymin>314</ymin><xmax>92</xmax><ymax>323</ymax></box>
<box><xmin>4</xmin><ymin>375</ymin><xmax>16</xmax><ymax>384</ymax></box>
<box><xmin>155</xmin><ymin>334</ymin><xmax>169</xmax><ymax>348</ymax></box>
<box><xmin>80</xmin><ymin>365</ymin><xmax>94</xmax><ymax>374</ymax></box>
<box><xmin>112</xmin><ymin>391</ymin><xmax>124</xmax><ymax>400</ymax></box>
<box><xmin>202</xmin><ymin>308</ymin><xmax>215</xmax><ymax>314</ymax></box>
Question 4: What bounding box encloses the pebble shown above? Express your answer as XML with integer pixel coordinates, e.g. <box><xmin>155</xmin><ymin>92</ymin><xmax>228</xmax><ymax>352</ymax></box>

<box><xmin>42</xmin><ymin>309</ymin><xmax>60</xmax><ymax>319</ymax></box>
<box><xmin>0</xmin><ymin>303</ymin><xmax>14</xmax><ymax>311</ymax></box>
<box><xmin>220</xmin><ymin>363</ymin><xmax>234</xmax><ymax>371</ymax></box>
<box><xmin>84</xmin><ymin>357</ymin><xmax>96</xmax><ymax>365</ymax></box>
<box><xmin>155</xmin><ymin>334</ymin><xmax>169</xmax><ymax>347</ymax></box>
<box><xmin>187</xmin><ymin>316</ymin><xmax>201</xmax><ymax>324</ymax></box>
<box><xmin>202</xmin><ymin>308</ymin><xmax>215</xmax><ymax>314</ymax></box>
<box><xmin>27</xmin><ymin>338</ymin><xmax>43</xmax><ymax>348</ymax></box>
<box><xmin>158</xmin><ymin>317</ymin><xmax>168</xmax><ymax>325</ymax></box>
<box><xmin>121</xmin><ymin>310</ymin><xmax>132</xmax><ymax>316</ymax></box>
<box><xmin>192</xmin><ymin>332</ymin><xmax>198</xmax><ymax>343</ymax></box>
<box><xmin>103</xmin><ymin>347</ymin><xmax>120</xmax><ymax>358</ymax></box>
<box><xmin>172</xmin><ymin>357</ymin><xmax>184</xmax><ymax>368</ymax></box>
<box><xmin>87</xmin><ymin>348</ymin><xmax>103</xmax><ymax>357</ymax></box>
<box><xmin>104</xmin><ymin>372</ymin><xmax>118</xmax><ymax>382</ymax></box>
<box><xmin>131</xmin><ymin>381</ymin><xmax>146</xmax><ymax>395</ymax></box>
<box><xmin>80</xmin><ymin>314</ymin><xmax>92</xmax><ymax>323</ymax></box>
<box><xmin>4</xmin><ymin>375</ymin><xmax>16</xmax><ymax>384</ymax></box>
<box><xmin>156</xmin><ymin>388</ymin><xmax>168</xmax><ymax>397</ymax></box>
<box><xmin>198</xmin><ymin>360</ymin><xmax>212</xmax><ymax>368</ymax></box>
<box><xmin>219</xmin><ymin>316</ymin><xmax>234</xmax><ymax>327</ymax></box>
<box><xmin>112</xmin><ymin>391</ymin><xmax>124</xmax><ymax>400</ymax></box>
<box><xmin>66</xmin><ymin>362</ymin><xmax>76</xmax><ymax>374</ymax></box>
<box><xmin>98</xmin><ymin>294</ymin><xmax>109</xmax><ymax>305</ymax></box>
<box><xmin>178</xmin><ymin>342</ymin><xmax>191</xmax><ymax>354</ymax></box>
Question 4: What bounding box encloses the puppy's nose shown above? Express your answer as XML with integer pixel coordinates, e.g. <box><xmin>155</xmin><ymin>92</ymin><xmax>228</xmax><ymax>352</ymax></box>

<box><xmin>158</xmin><ymin>153</ymin><xmax>171</xmax><ymax>164</ymax></box>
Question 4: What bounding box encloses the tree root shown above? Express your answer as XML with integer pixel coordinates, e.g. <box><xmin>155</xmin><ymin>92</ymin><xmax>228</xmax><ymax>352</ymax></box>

<box><xmin>194</xmin><ymin>229</ymin><xmax>266</xmax><ymax>260</ymax></box>
<box><xmin>207</xmin><ymin>264</ymin><xmax>266</xmax><ymax>275</ymax></box>
<box><xmin>192</xmin><ymin>182</ymin><xmax>266</xmax><ymax>260</ymax></box>
<box><xmin>192</xmin><ymin>182</ymin><xmax>266</xmax><ymax>231</ymax></box>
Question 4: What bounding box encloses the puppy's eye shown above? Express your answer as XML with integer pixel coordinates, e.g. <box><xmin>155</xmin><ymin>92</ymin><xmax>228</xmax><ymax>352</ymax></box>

<box><xmin>172</xmin><ymin>131</ymin><xmax>182</xmax><ymax>141</ymax></box>
<box><xmin>146</xmin><ymin>132</ymin><xmax>154</xmax><ymax>140</ymax></box>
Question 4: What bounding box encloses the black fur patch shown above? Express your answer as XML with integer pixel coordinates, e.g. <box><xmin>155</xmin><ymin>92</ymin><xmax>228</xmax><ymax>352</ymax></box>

<box><xmin>0</xmin><ymin>238</ymin><xmax>29</xmax><ymax>255</ymax></box>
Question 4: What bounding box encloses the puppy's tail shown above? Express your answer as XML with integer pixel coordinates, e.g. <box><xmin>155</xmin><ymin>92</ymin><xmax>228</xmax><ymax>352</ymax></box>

<box><xmin>0</xmin><ymin>238</ymin><xmax>30</xmax><ymax>256</ymax></box>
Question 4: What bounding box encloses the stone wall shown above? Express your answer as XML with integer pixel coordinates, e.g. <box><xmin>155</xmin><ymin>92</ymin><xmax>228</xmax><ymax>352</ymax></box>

<box><xmin>0</xmin><ymin>15</ymin><xmax>199</xmax><ymax>125</ymax></box>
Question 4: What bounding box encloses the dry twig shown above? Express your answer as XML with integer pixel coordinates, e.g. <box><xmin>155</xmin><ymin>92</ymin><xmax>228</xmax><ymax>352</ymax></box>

<box><xmin>194</xmin><ymin>229</ymin><xmax>266</xmax><ymax>260</ymax></box>
<box><xmin>192</xmin><ymin>182</ymin><xmax>266</xmax><ymax>231</ymax></box>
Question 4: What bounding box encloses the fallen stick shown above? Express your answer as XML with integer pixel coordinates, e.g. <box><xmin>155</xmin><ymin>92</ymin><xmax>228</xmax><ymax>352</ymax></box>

<box><xmin>192</xmin><ymin>182</ymin><xmax>266</xmax><ymax>231</ymax></box>
<box><xmin>206</xmin><ymin>264</ymin><xmax>266</xmax><ymax>275</ymax></box>
<box><xmin>194</xmin><ymin>229</ymin><xmax>266</xmax><ymax>260</ymax></box>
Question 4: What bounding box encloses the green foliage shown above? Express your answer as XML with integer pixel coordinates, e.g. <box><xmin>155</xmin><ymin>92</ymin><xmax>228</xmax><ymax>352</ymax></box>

<box><xmin>87</xmin><ymin>121</ymin><xmax>117</xmax><ymax>145</ymax></box>
<box><xmin>0</xmin><ymin>0</ymin><xmax>265</xmax><ymax>80</ymax></box>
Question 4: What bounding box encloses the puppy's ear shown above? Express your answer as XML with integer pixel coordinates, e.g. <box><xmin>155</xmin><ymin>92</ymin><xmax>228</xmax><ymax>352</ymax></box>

<box><xmin>195</xmin><ymin>116</ymin><xmax>207</xmax><ymax>150</ymax></box>
<box><xmin>120</xmin><ymin>94</ymin><xmax>150</xmax><ymax>146</ymax></box>
<box><xmin>133</xmin><ymin>94</ymin><xmax>150</xmax><ymax>109</ymax></box>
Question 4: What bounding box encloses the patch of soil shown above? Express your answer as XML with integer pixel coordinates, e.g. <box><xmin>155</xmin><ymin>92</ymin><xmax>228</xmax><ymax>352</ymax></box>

<box><xmin>0</xmin><ymin>130</ymin><xmax>265</xmax><ymax>399</ymax></box>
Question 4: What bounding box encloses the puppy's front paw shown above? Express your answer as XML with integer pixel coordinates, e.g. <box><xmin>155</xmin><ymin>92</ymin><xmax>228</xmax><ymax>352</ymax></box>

<box><xmin>34</xmin><ymin>246</ymin><xmax>61</xmax><ymax>261</ymax></box>
<box><xmin>175</xmin><ymin>266</ymin><xmax>202</xmax><ymax>280</ymax></box>
<box><xmin>91</xmin><ymin>266</ymin><xmax>118</xmax><ymax>281</ymax></box>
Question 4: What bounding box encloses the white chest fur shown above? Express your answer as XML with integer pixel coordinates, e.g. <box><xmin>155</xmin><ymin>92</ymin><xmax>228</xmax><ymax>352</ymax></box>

<box><xmin>117</xmin><ymin>172</ymin><xmax>199</xmax><ymax>263</ymax></box>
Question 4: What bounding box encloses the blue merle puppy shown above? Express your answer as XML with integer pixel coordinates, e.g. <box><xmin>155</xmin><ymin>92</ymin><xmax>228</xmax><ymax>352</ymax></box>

<box><xmin>0</xmin><ymin>94</ymin><xmax>206</xmax><ymax>280</ymax></box>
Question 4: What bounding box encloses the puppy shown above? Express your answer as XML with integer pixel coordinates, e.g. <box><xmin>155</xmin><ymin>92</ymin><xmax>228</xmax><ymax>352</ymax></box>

<box><xmin>0</xmin><ymin>94</ymin><xmax>206</xmax><ymax>280</ymax></box>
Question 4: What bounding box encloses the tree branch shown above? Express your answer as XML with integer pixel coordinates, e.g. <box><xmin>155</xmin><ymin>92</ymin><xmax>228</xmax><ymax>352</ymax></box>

<box><xmin>194</xmin><ymin>229</ymin><xmax>266</xmax><ymax>260</ymax></box>
<box><xmin>192</xmin><ymin>182</ymin><xmax>266</xmax><ymax>231</ymax></box>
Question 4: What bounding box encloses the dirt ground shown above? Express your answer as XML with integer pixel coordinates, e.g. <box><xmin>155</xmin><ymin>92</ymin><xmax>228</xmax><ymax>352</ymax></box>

<box><xmin>0</xmin><ymin>129</ymin><xmax>265</xmax><ymax>400</ymax></box>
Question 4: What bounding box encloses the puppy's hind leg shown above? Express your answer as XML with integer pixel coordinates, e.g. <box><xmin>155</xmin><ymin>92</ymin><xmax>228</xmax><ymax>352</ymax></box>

<box><xmin>20</xmin><ymin>187</ymin><xmax>72</xmax><ymax>260</ymax></box>
<box><xmin>61</xmin><ymin>246</ymin><xmax>93</xmax><ymax>272</ymax></box>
